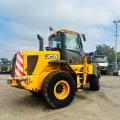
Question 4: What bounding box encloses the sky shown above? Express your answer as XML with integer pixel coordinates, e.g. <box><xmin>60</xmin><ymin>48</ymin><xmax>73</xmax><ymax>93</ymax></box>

<box><xmin>0</xmin><ymin>0</ymin><xmax>120</xmax><ymax>59</ymax></box>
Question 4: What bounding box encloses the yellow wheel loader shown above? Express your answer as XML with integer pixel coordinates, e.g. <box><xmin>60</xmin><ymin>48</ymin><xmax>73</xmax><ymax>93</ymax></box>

<box><xmin>8</xmin><ymin>29</ymin><xmax>100</xmax><ymax>108</ymax></box>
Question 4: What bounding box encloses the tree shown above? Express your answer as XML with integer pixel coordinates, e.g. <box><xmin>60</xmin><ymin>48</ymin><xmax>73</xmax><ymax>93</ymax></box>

<box><xmin>95</xmin><ymin>44</ymin><xmax>115</xmax><ymax>63</ymax></box>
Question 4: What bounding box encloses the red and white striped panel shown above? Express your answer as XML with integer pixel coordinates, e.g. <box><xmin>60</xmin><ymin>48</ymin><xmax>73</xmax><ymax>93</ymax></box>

<box><xmin>15</xmin><ymin>51</ymin><xmax>24</xmax><ymax>76</ymax></box>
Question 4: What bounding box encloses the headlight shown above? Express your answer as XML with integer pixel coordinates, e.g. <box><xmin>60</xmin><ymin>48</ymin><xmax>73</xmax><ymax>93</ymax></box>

<box><xmin>7</xmin><ymin>66</ymin><xmax>11</xmax><ymax>71</ymax></box>
<box><xmin>7</xmin><ymin>68</ymin><xmax>10</xmax><ymax>71</ymax></box>
<box><xmin>45</xmin><ymin>54</ymin><xmax>58</xmax><ymax>59</ymax></box>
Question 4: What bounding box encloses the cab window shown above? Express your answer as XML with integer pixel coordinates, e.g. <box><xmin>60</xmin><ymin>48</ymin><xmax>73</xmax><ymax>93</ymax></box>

<box><xmin>65</xmin><ymin>33</ymin><xmax>80</xmax><ymax>52</ymax></box>
<box><xmin>49</xmin><ymin>35</ymin><xmax>61</xmax><ymax>49</ymax></box>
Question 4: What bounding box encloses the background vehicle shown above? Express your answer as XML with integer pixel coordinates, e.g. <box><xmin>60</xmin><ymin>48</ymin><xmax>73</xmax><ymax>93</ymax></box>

<box><xmin>0</xmin><ymin>58</ymin><xmax>11</xmax><ymax>73</ymax></box>
<box><xmin>110</xmin><ymin>62</ymin><xmax>120</xmax><ymax>76</ymax></box>
<box><xmin>8</xmin><ymin>29</ymin><xmax>100</xmax><ymax>108</ymax></box>
<box><xmin>91</xmin><ymin>55</ymin><xmax>108</xmax><ymax>75</ymax></box>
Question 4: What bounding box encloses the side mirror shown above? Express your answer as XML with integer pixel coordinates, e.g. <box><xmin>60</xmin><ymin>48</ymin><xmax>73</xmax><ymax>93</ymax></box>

<box><xmin>37</xmin><ymin>34</ymin><xmax>44</xmax><ymax>51</ymax></box>
<box><xmin>82</xmin><ymin>34</ymin><xmax>86</xmax><ymax>41</ymax></box>
<box><xmin>81</xmin><ymin>34</ymin><xmax>86</xmax><ymax>41</ymax></box>
<box><xmin>77</xmin><ymin>37</ymin><xmax>83</xmax><ymax>49</ymax></box>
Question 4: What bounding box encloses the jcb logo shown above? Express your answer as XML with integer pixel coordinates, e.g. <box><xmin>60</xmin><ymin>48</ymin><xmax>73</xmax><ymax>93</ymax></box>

<box><xmin>45</xmin><ymin>54</ymin><xmax>58</xmax><ymax>59</ymax></box>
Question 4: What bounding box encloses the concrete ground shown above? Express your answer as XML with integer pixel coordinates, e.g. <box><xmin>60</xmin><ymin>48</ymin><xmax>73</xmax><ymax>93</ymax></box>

<box><xmin>0</xmin><ymin>74</ymin><xmax>120</xmax><ymax>120</ymax></box>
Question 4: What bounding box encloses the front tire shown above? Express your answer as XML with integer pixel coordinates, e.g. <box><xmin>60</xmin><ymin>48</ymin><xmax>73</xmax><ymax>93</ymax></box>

<box><xmin>88</xmin><ymin>75</ymin><xmax>100</xmax><ymax>91</ymax></box>
<box><xmin>42</xmin><ymin>71</ymin><xmax>76</xmax><ymax>108</ymax></box>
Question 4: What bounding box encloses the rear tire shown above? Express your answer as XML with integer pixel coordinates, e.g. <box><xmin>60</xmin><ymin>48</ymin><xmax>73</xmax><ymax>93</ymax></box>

<box><xmin>88</xmin><ymin>75</ymin><xmax>100</xmax><ymax>91</ymax></box>
<box><xmin>42</xmin><ymin>71</ymin><xmax>76</xmax><ymax>108</ymax></box>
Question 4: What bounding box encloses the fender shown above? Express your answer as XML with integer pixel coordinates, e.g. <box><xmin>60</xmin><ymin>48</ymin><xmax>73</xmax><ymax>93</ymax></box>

<box><xmin>49</xmin><ymin>60</ymin><xmax>77</xmax><ymax>87</ymax></box>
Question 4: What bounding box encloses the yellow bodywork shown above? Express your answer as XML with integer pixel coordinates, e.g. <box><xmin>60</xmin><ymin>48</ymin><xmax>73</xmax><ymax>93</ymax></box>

<box><xmin>8</xmin><ymin>50</ymin><xmax>93</xmax><ymax>92</ymax></box>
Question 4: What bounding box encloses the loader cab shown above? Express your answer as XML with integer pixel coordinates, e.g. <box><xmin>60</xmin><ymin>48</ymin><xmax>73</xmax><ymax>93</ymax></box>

<box><xmin>48</xmin><ymin>30</ymin><xmax>85</xmax><ymax>64</ymax></box>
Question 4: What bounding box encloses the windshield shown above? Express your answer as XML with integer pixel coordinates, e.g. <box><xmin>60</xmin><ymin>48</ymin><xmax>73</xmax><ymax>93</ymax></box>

<box><xmin>94</xmin><ymin>56</ymin><xmax>107</xmax><ymax>63</ymax></box>
<box><xmin>49</xmin><ymin>35</ymin><xmax>61</xmax><ymax>49</ymax></box>
<box><xmin>65</xmin><ymin>33</ymin><xmax>80</xmax><ymax>52</ymax></box>
<box><xmin>0</xmin><ymin>61</ymin><xmax>11</xmax><ymax>65</ymax></box>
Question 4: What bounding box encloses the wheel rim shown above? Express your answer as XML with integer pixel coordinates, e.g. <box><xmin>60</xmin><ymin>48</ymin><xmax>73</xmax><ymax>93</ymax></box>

<box><xmin>54</xmin><ymin>80</ymin><xmax>70</xmax><ymax>100</ymax></box>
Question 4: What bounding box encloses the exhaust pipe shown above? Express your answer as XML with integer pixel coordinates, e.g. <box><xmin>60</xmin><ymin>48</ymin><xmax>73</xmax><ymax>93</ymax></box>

<box><xmin>37</xmin><ymin>34</ymin><xmax>44</xmax><ymax>51</ymax></box>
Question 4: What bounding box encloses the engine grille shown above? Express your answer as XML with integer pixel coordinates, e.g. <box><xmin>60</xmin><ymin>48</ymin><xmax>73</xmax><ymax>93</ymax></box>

<box><xmin>27</xmin><ymin>55</ymin><xmax>38</xmax><ymax>75</ymax></box>
<box><xmin>1</xmin><ymin>67</ymin><xmax>8</xmax><ymax>71</ymax></box>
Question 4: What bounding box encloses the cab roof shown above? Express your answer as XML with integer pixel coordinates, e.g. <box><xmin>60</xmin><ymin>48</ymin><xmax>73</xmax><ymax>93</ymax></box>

<box><xmin>48</xmin><ymin>29</ymin><xmax>79</xmax><ymax>40</ymax></box>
